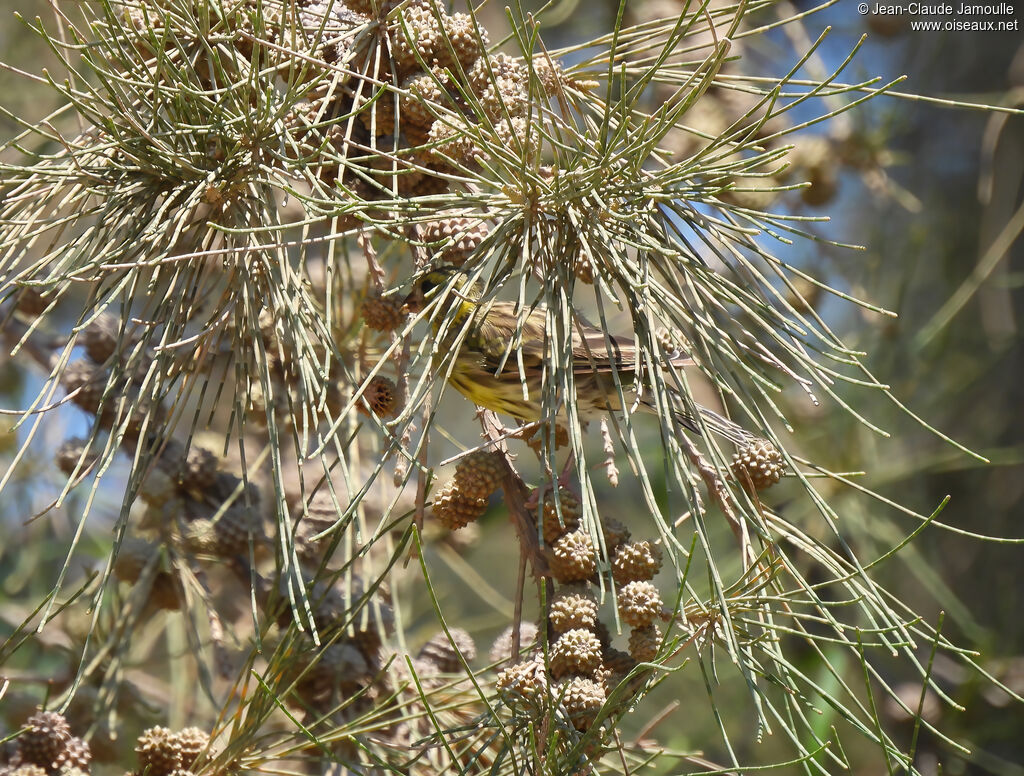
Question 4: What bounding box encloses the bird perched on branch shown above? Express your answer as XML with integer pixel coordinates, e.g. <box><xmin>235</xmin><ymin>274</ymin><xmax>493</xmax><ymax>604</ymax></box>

<box><xmin>403</xmin><ymin>266</ymin><xmax>755</xmax><ymax>445</ymax></box>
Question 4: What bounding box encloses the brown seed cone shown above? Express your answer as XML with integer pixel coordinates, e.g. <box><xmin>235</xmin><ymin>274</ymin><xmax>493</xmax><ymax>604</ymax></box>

<box><xmin>549</xmin><ymin>628</ymin><xmax>603</xmax><ymax>679</ymax></box>
<box><xmin>425</xmin><ymin>116</ymin><xmax>482</xmax><ymax>168</ymax></box>
<box><xmin>420</xmin><ymin>216</ymin><xmax>489</xmax><ymax>265</ymax></box>
<box><xmin>548</xmin><ymin>589</ymin><xmax>598</xmax><ymax>633</ymax></box>
<box><xmin>616</xmin><ymin>581</ymin><xmax>663</xmax><ymax>628</ymax></box>
<box><xmin>601</xmin><ymin>517</ymin><xmax>630</xmax><ymax>554</ymax></box>
<box><xmin>792</xmin><ymin>135</ymin><xmax>839</xmax><ymax>207</ymax></box>
<box><xmin>10</xmin><ymin>766</ymin><xmax>50</xmax><ymax>776</ymax></box>
<box><xmin>496</xmin><ymin>657</ymin><xmax>547</xmax><ymax>708</ymax></box>
<box><xmin>81</xmin><ymin>312</ymin><xmax>122</xmax><ymax>364</ymax></box>
<box><xmin>399</xmin><ymin>70</ymin><xmax>450</xmax><ymax>129</ymax></box>
<box><xmin>343</xmin><ymin>0</ymin><xmax>417</xmax><ymax>14</ymax></box>
<box><xmin>14</xmin><ymin>288</ymin><xmax>48</xmax><ymax>317</ymax></box>
<box><xmin>418</xmin><ymin>627</ymin><xmax>477</xmax><ymax>672</ymax></box>
<box><xmin>361</xmin><ymin>294</ymin><xmax>406</xmax><ymax>332</ymax></box>
<box><xmin>357</xmin><ymin>89</ymin><xmax>399</xmax><ymax>137</ymax></box>
<box><xmin>135</xmin><ymin>726</ymin><xmax>181</xmax><ymax>776</ymax></box>
<box><xmin>437</xmin><ymin>12</ymin><xmax>487</xmax><ymax>69</ymax></box>
<box><xmin>173</xmin><ymin>728</ymin><xmax>208</xmax><ymax>769</ymax></box>
<box><xmin>468</xmin><ymin>53</ymin><xmax>528</xmax><ymax>119</ymax></box>
<box><xmin>139</xmin><ymin>466</ymin><xmax>179</xmax><ymax>507</ymax></box>
<box><xmin>180</xmin><ymin>447</ymin><xmax>218</xmax><ymax>491</ymax></box>
<box><xmin>396</xmin><ymin>168</ymin><xmax>451</xmax><ymax>197</ymax></box>
<box><xmin>628</xmin><ymin>624</ymin><xmax>662</xmax><ymax>663</ymax></box>
<box><xmin>549</xmin><ymin>530</ymin><xmax>596</xmax><ymax>584</ymax></box>
<box><xmin>532</xmin><ymin>56</ymin><xmax>566</xmax><ymax>97</ymax></box>
<box><xmin>540</xmin><ymin>489</ymin><xmax>581</xmax><ymax>545</ymax></box>
<box><xmin>468</xmin><ymin>52</ymin><xmax>522</xmax><ymax>92</ymax></box>
<box><xmin>210</xmin><ymin>503</ymin><xmax>262</xmax><ymax>556</ymax></box>
<box><xmin>453</xmin><ymin>451</ymin><xmax>503</xmax><ymax>500</ymax></box>
<box><xmin>557</xmin><ymin>676</ymin><xmax>606</xmax><ymax>730</ymax></box>
<box><xmin>357</xmin><ymin>375</ymin><xmax>399</xmax><ymax>418</ymax></box>
<box><xmin>54</xmin><ymin>737</ymin><xmax>91</xmax><ymax>772</ymax></box>
<box><xmin>572</xmin><ymin>251</ymin><xmax>596</xmax><ymax>284</ymax></box>
<box><xmin>495</xmin><ymin>115</ymin><xmax>538</xmax><ymax>161</ymax></box>
<box><xmin>299</xmin><ymin>575</ymin><xmax>395</xmax><ymax>648</ymax></box>
<box><xmin>603</xmin><ymin>647</ymin><xmax>637</xmax><ymax>684</ymax></box>
<box><xmin>388</xmin><ymin>4</ymin><xmax>442</xmax><ymax>74</ymax></box>
<box><xmin>113</xmin><ymin>537</ymin><xmax>157</xmax><ymax>584</ymax></box>
<box><xmin>60</xmin><ymin>360</ymin><xmax>108</xmax><ymax>416</ymax></box>
<box><xmin>296</xmin><ymin>642</ymin><xmax>372</xmax><ymax>703</ymax></box>
<box><xmin>17</xmin><ymin>711</ymin><xmax>71</xmax><ymax>768</ymax></box>
<box><xmin>488</xmin><ymin>621</ymin><xmax>540</xmax><ymax>664</ymax></box>
<box><xmin>55</xmin><ymin>438</ymin><xmax>97</xmax><ymax>478</ymax></box>
<box><xmin>148</xmin><ymin>573</ymin><xmax>181</xmax><ymax>611</ymax></box>
<box><xmin>431</xmin><ymin>479</ymin><xmax>488</xmax><ymax>530</ymax></box>
<box><xmin>611</xmin><ymin>540</ymin><xmax>663</xmax><ymax>585</ymax></box>
<box><xmin>731</xmin><ymin>438</ymin><xmax>785</xmax><ymax>491</ymax></box>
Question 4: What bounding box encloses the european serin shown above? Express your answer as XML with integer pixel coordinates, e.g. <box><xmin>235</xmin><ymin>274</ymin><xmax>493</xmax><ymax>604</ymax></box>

<box><xmin>404</xmin><ymin>266</ymin><xmax>753</xmax><ymax>444</ymax></box>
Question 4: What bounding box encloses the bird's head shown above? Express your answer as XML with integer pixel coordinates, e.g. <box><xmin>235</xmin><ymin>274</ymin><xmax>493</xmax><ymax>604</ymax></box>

<box><xmin>403</xmin><ymin>266</ymin><xmax>479</xmax><ymax>316</ymax></box>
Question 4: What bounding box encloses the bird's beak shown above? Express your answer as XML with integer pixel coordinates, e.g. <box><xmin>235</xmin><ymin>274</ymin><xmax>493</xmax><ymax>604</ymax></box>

<box><xmin>402</xmin><ymin>288</ymin><xmax>424</xmax><ymax>314</ymax></box>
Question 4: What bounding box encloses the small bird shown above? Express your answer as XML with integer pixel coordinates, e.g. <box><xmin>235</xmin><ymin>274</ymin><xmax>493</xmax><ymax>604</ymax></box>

<box><xmin>403</xmin><ymin>266</ymin><xmax>754</xmax><ymax>444</ymax></box>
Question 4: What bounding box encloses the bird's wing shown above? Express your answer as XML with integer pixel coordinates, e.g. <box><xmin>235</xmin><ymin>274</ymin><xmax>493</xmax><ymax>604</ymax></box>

<box><xmin>468</xmin><ymin>302</ymin><xmax>695</xmax><ymax>377</ymax></box>
<box><xmin>569</xmin><ymin>318</ymin><xmax>695</xmax><ymax>377</ymax></box>
<box><xmin>467</xmin><ymin>302</ymin><xmax>547</xmax><ymax>372</ymax></box>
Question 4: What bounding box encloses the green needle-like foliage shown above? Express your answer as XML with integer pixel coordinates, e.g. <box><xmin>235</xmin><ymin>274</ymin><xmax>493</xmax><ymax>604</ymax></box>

<box><xmin>0</xmin><ymin>0</ymin><xmax>1020</xmax><ymax>774</ymax></box>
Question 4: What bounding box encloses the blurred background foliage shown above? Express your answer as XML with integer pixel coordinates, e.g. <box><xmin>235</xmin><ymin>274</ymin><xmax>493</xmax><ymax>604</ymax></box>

<box><xmin>0</xmin><ymin>0</ymin><xmax>1021</xmax><ymax>774</ymax></box>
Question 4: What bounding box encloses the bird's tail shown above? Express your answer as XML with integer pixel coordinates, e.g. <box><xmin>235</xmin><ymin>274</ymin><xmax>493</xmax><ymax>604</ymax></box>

<box><xmin>689</xmin><ymin>404</ymin><xmax>757</xmax><ymax>446</ymax></box>
<box><xmin>641</xmin><ymin>396</ymin><xmax>755</xmax><ymax>445</ymax></box>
